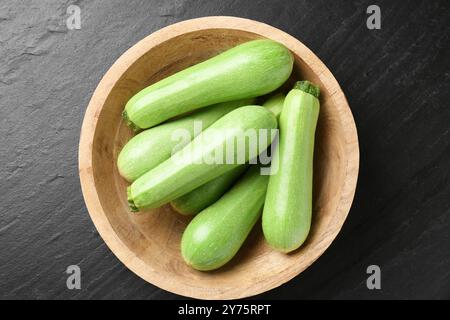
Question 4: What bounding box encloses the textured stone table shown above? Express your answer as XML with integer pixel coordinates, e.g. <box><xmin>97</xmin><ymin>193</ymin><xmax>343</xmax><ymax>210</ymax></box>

<box><xmin>0</xmin><ymin>0</ymin><xmax>449</xmax><ymax>299</ymax></box>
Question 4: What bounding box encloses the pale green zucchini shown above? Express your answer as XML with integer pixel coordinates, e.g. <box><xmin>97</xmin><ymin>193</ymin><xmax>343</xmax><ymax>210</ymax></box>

<box><xmin>262</xmin><ymin>81</ymin><xmax>320</xmax><ymax>253</ymax></box>
<box><xmin>123</xmin><ymin>40</ymin><xmax>293</xmax><ymax>130</ymax></box>
<box><xmin>181</xmin><ymin>166</ymin><xmax>269</xmax><ymax>271</ymax></box>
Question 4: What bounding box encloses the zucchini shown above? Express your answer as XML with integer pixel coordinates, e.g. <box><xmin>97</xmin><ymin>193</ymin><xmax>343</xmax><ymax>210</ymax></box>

<box><xmin>117</xmin><ymin>99</ymin><xmax>252</xmax><ymax>182</ymax></box>
<box><xmin>169</xmin><ymin>94</ymin><xmax>285</xmax><ymax>215</ymax></box>
<box><xmin>181</xmin><ymin>166</ymin><xmax>269</xmax><ymax>271</ymax></box>
<box><xmin>262</xmin><ymin>81</ymin><xmax>320</xmax><ymax>253</ymax></box>
<box><xmin>128</xmin><ymin>105</ymin><xmax>278</xmax><ymax>211</ymax></box>
<box><xmin>123</xmin><ymin>40</ymin><xmax>293</xmax><ymax>130</ymax></box>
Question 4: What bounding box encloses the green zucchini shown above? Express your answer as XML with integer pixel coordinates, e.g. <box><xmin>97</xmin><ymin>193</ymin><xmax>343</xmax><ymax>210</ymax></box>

<box><xmin>181</xmin><ymin>166</ymin><xmax>269</xmax><ymax>271</ymax></box>
<box><xmin>117</xmin><ymin>99</ymin><xmax>253</xmax><ymax>182</ymax></box>
<box><xmin>128</xmin><ymin>105</ymin><xmax>278</xmax><ymax>211</ymax></box>
<box><xmin>169</xmin><ymin>94</ymin><xmax>285</xmax><ymax>215</ymax></box>
<box><xmin>262</xmin><ymin>81</ymin><xmax>320</xmax><ymax>253</ymax></box>
<box><xmin>123</xmin><ymin>40</ymin><xmax>293</xmax><ymax>130</ymax></box>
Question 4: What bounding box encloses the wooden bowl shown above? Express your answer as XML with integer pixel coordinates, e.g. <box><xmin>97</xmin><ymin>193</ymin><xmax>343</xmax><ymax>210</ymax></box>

<box><xmin>79</xmin><ymin>16</ymin><xmax>359</xmax><ymax>299</ymax></box>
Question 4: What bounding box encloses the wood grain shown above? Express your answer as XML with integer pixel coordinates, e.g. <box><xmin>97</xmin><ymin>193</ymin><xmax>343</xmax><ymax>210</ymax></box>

<box><xmin>78</xmin><ymin>16</ymin><xmax>359</xmax><ymax>299</ymax></box>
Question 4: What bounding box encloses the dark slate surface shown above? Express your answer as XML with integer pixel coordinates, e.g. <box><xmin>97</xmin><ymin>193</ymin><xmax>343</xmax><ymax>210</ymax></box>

<box><xmin>0</xmin><ymin>0</ymin><xmax>449</xmax><ymax>300</ymax></box>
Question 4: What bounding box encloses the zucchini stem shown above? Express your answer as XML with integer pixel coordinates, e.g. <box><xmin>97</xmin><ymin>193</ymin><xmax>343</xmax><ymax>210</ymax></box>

<box><xmin>122</xmin><ymin>110</ymin><xmax>141</xmax><ymax>132</ymax></box>
<box><xmin>127</xmin><ymin>186</ymin><xmax>139</xmax><ymax>212</ymax></box>
<box><xmin>294</xmin><ymin>80</ymin><xmax>320</xmax><ymax>99</ymax></box>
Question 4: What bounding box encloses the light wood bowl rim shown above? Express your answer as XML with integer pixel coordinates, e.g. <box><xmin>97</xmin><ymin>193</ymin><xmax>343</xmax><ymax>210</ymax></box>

<box><xmin>78</xmin><ymin>16</ymin><xmax>359</xmax><ymax>299</ymax></box>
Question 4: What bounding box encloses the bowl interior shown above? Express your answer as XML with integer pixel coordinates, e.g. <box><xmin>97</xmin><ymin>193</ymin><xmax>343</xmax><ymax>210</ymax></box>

<box><xmin>89</xmin><ymin>28</ymin><xmax>349</xmax><ymax>299</ymax></box>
